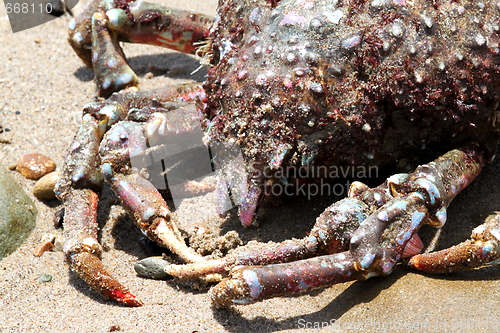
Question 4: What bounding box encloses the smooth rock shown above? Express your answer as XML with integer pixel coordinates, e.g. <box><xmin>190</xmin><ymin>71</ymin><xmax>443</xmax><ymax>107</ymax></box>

<box><xmin>0</xmin><ymin>163</ymin><xmax>37</xmax><ymax>260</ymax></box>
<box><xmin>134</xmin><ymin>256</ymin><xmax>171</xmax><ymax>279</ymax></box>
<box><xmin>33</xmin><ymin>171</ymin><xmax>60</xmax><ymax>200</ymax></box>
<box><xmin>14</xmin><ymin>153</ymin><xmax>56</xmax><ymax>180</ymax></box>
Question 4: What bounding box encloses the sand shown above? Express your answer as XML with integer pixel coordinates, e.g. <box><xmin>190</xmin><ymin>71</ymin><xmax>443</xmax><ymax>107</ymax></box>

<box><xmin>1</xmin><ymin>0</ymin><xmax>499</xmax><ymax>332</ymax></box>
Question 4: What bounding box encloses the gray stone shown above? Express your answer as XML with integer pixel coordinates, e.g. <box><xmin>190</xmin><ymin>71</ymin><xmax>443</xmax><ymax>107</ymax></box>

<box><xmin>0</xmin><ymin>163</ymin><xmax>37</xmax><ymax>259</ymax></box>
<box><xmin>134</xmin><ymin>256</ymin><xmax>171</xmax><ymax>279</ymax></box>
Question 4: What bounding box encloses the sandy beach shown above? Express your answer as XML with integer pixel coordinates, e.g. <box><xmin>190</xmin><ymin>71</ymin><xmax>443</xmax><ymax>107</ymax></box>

<box><xmin>1</xmin><ymin>0</ymin><xmax>500</xmax><ymax>332</ymax></box>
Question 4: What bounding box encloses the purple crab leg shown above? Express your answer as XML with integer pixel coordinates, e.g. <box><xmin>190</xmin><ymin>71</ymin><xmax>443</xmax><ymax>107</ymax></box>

<box><xmin>157</xmin><ymin>196</ymin><xmax>382</xmax><ymax>278</ymax></box>
<box><xmin>409</xmin><ymin>213</ymin><xmax>500</xmax><ymax>273</ymax></box>
<box><xmin>210</xmin><ymin>251</ymin><xmax>363</xmax><ymax>307</ymax></box>
<box><xmin>142</xmin><ymin>179</ymin><xmax>394</xmax><ymax>279</ymax></box>
<box><xmin>154</xmin><ymin>176</ymin><xmax>399</xmax><ymax>278</ymax></box>
<box><xmin>68</xmin><ymin>0</ymin><xmax>213</xmax><ymax>97</ymax></box>
<box><xmin>207</xmin><ymin>146</ymin><xmax>484</xmax><ymax>306</ymax></box>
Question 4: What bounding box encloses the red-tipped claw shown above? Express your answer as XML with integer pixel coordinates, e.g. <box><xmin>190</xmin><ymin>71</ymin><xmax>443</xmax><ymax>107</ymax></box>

<box><xmin>60</xmin><ymin>188</ymin><xmax>143</xmax><ymax>306</ymax></box>
<box><xmin>105</xmin><ymin>289</ymin><xmax>143</xmax><ymax>307</ymax></box>
<box><xmin>69</xmin><ymin>252</ymin><xmax>143</xmax><ymax>307</ymax></box>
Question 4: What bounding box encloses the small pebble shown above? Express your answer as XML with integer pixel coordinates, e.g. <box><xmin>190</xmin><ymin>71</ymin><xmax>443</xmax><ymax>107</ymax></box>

<box><xmin>134</xmin><ymin>256</ymin><xmax>171</xmax><ymax>279</ymax></box>
<box><xmin>33</xmin><ymin>171</ymin><xmax>60</xmax><ymax>200</ymax></box>
<box><xmin>13</xmin><ymin>153</ymin><xmax>56</xmax><ymax>180</ymax></box>
<box><xmin>33</xmin><ymin>239</ymin><xmax>55</xmax><ymax>257</ymax></box>
<box><xmin>33</xmin><ymin>233</ymin><xmax>56</xmax><ymax>257</ymax></box>
<box><xmin>37</xmin><ymin>273</ymin><xmax>53</xmax><ymax>283</ymax></box>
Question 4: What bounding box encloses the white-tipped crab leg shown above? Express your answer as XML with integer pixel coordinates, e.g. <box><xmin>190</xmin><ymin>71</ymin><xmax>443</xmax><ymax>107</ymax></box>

<box><xmin>101</xmin><ymin>163</ymin><xmax>205</xmax><ymax>264</ymax></box>
<box><xmin>137</xmin><ymin>174</ymin><xmax>397</xmax><ymax>280</ymax></box>
<box><xmin>96</xmin><ymin>84</ymin><xmax>209</xmax><ymax>265</ymax></box>
<box><xmin>145</xmin><ymin>196</ymin><xmax>382</xmax><ymax>279</ymax></box>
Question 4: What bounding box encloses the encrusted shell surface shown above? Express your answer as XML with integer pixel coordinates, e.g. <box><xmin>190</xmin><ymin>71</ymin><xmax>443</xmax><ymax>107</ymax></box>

<box><xmin>203</xmin><ymin>0</ymin><xmax>500</xmax><ymax>173</ymax></box>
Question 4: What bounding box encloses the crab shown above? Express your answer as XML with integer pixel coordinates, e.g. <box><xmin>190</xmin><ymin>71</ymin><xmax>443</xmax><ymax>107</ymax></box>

<box><xmin>53</xmin><ymin>0</ymin><xmax>500</xmax><ymax>307</ymax></box>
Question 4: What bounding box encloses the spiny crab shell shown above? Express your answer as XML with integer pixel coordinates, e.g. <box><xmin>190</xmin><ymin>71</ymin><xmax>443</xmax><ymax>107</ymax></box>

<box><xmin>200</xmin><ymin>0</ymin><xmax>500</xmax><ymax>225</ymax></box>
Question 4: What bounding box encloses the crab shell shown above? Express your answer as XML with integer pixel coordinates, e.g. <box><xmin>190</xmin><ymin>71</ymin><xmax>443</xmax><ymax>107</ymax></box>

<box><xmin>199</xmin><ymin>0</ymin><xmax>500</xmax><ymax>225</ymax></box>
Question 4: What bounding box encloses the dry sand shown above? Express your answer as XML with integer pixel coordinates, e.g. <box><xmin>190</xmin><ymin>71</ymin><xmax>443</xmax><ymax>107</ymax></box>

<box><xmin>1</xmin><ymin>1</ymin><xmax>500</xmax><ymax>332</ymax></box>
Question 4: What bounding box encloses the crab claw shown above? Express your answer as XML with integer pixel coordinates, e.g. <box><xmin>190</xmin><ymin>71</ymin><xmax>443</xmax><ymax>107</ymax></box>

<box><xmin>101</xmin><ymin>163</ymin><xmax>205</xmax><ymax>264</ymax></box>
<box><xmin>69</xmin><ymin>251</ymin><xmax>143</xmax><ymax>307</ymax></box>
<box><xmin>409</xmin><ymin>213</ymin><xmax>500</xmax><ymax>273</ymax></box>
<box><xmin>62</xmin><ymin>188</ymin><xmax>143</xmax><ymax>307</ymax></box>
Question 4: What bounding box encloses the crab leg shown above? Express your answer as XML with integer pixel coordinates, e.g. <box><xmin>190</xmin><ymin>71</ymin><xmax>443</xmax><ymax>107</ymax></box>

<box><xmin>155</xmin><ymin>184</ymin><xmax>394</xmax><ymax>278</ymax></box>
<box><xmin>409</xmin><ymin>213</ymin><xmax>500</xmax><ymax>272</ymax></box>
<box><xmin>63</xmin><ymin>189</ymin><xmax>142</xmax><ymax>306</ymax></box>
<box><xmin>95</xmin><ymin>86</ymin><xmax>210</xmax><ymax>265</ymax></box>
<box><xmin>55</xmin><ymin>105</ymin><xmax>144</xmax><ymax>306</ymax></box>
<box><xmin>211</xmin><ymin>251</ymin><xmax>362</xmax><ymax>307</ymax></box>
<box><xmin>142</xmin><ymin>171</ymin><xmax>396</xmax><ymax>279</ymax></box>
<box><xmin>68</xmin><ymin>0</ymin><xmax>213</xmax><ymax>97</ymax></box>
<box><xmin>101</xmin><ymin>164</ymin><xmax>205</xmax><ymax>264</ymax></box>
<box><xmin>207</xmin><ymin>146</ymin><xmax>484</xmax><ymax>306</ymax></box>
<box><xmin>90</xmin><ymin>11</ymin><xmax>140</xmax><ymax>97</ymax></box>
<box><xmin>154</xmin><ymin>167</ymin><xmax>416</xmax><ymax>280</ymax></box>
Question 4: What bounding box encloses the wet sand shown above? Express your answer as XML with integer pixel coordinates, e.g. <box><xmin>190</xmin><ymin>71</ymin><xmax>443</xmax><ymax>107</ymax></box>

<box><xmin>1</xmin><ymin>1</ymin><xmax>499</xmax><ymax>332</ymax></box>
